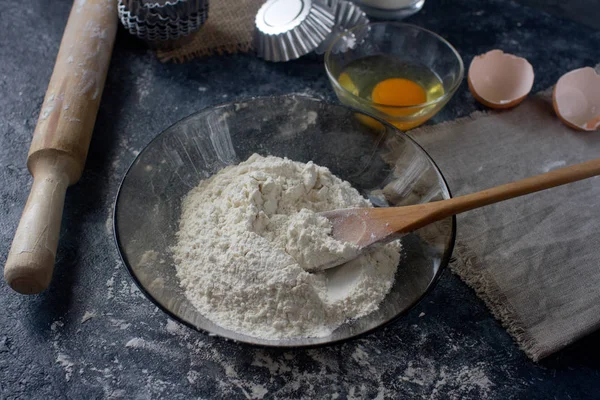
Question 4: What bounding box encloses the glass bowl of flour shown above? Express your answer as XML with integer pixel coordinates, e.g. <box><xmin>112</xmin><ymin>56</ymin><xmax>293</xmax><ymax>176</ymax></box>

<box><xmin>114</xmin><ymin>95</ymin><xmax>455</xmax><ymax>347</ymax></box>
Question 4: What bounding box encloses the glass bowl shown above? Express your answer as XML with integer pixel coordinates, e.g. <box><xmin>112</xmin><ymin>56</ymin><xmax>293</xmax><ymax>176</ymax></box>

<box><xmin>114</xmin><ymin>95</ymin><xmax>455</xmax><ymax>347</ymax></box>
<box><xmin>325</xmin><ymin>22</ymin><xmax>464</xmax><ymax>130</ymax></box>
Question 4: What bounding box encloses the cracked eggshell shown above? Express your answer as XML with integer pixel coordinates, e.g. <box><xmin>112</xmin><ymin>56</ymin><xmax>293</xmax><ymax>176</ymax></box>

<box><xmin>553</xmin><ymin>67</ymin><xmax>600</xmax><ymax>132</ymax></box>
<box><xmin>468</xmin><ymin>50</ymin><xmax>534</xmax><ymax>109</ymax></box>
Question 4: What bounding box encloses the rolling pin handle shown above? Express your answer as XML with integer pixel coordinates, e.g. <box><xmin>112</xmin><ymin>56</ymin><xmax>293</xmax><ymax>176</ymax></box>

<box><xmin>4</xmin><ymin>157</ymin><xmax>70</xmax><ymax>294</ymax></box>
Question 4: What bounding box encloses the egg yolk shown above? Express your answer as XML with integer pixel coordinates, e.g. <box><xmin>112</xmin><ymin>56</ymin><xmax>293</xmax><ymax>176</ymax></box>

<box><xmin>372</xmin><ymin>78</ymin><xmax>427</xmax><ymax>108</ymax></box>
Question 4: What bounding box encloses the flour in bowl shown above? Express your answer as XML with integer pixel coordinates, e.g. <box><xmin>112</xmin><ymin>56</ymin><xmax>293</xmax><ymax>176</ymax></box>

<box><xmin>173</xmin><ymin>154</ymin><xmax>401</xmax><ymax>339</ymax></box>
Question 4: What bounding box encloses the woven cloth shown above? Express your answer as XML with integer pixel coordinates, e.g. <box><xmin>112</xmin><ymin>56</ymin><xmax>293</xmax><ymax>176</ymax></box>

<box><xmin>157</xmin><ymin>0</ymin><xmax>263</xmax><ymax>63</ymax></box>
<box><xmin>409</xmin><ymin>75</ymin><xmax>600</xmax><ymax>361</ymax></box>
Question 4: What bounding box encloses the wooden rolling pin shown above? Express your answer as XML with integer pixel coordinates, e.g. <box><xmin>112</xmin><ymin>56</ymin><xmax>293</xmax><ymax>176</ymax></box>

<box><xmin>4</xmin><ymin>0</ymin><xmax>118</xmax><ymax>294</ymax></box>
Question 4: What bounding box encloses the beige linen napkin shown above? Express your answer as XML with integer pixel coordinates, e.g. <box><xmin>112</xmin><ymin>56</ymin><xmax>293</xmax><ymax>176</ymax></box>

<box><xmin>409</xmin><ymin>79</ymin><xmax>600</xmax><ymax>361</ymax></box>
<box><xmin>157</xmin><ymin>0</ymin><xmax>263</xmax><ymax>62</ymax></box>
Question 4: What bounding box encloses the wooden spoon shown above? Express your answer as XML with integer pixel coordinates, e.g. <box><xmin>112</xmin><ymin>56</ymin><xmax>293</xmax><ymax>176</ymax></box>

<box><xmin>317</xmin><ymin>158</ymin><xmax>600</xmax><ymax>271</ymax></box>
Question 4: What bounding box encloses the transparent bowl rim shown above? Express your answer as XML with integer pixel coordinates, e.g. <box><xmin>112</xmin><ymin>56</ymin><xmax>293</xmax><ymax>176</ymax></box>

<box><xmin>113</xmin><ymin>95</ymin><xmax>457</xmax><ymax>348</ymax></box>
<box><xmin>324</xmin><ymin>22</ymin><xmax>465</xmax><ymax>111</ymax></box>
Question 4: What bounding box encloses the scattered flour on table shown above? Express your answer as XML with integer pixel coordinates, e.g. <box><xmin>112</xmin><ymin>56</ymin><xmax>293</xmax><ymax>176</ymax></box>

<box><xmin>81</xmin><ymin>311</ymin><xmax>96</xmax><ymax>324</ymax></box>
<box><xmin>56</xmin><ymin>353</ymin><xmax>74</xmax><ymax>381</ymax></box>
<box><xmin>173</xmin><ymin>154</ymin><xmax>401</xmax><ymax>339</ymax></box>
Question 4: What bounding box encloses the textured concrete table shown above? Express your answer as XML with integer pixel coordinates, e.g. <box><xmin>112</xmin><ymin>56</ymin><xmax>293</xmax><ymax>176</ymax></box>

<box><xmin>1</xmin><ymin>0</ymin><xmax>599</xmax><ymax>398</ymax></box>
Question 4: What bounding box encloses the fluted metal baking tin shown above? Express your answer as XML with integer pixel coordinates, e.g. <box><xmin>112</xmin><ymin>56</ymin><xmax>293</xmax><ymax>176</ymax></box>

<box><xmin>315</xmin><ymin>0</ymin><xmax>369</xmax><ymax>54</ymax></box>
<box><xmin>255</xmin><ymin>0</ymin><xmax>336</xmax><ymax>62</ymax></box>
<box><xmin>125</xmin><ymin>0</ymin><xmax>208</xmax><ymax>22</ymax></box>
<box><xmin>118</xmin><ymin>0</ymin><xmax>208</xmax><ymax>41</ymax></box>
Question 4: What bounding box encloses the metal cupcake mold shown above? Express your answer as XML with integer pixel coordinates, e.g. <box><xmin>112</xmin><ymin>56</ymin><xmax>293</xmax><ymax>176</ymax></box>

<box><xmin>123</xmin><ymin>0</ymin><xmax>208</xmax><ymax>23</ymax></box>
<box><xmin>118</xmin><ymin>0</ymin><xmax>208</xmax><ymax>41</ymax></box>
<box><xmin>315</xmin><ymin>0</ymin><xmax>369</xmax><ymax>54</ymax></box>
<box><xmin>120</xmin><ymin>0</ymin><xmax>206</xmax><ymax>23</ymax></box>
<box><xmin>255</xmin><ymin>0</ymin><xmax>336</xmax><ymax>62</ymax></box>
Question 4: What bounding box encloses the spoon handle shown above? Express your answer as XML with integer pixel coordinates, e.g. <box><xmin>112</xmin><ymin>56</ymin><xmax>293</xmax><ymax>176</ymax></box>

<box><xmin>320</xmin><ymin>158</ymin><xmax>600</xmax><ymax>267</ymax></box>
<box><xmin>430</xmin><ymin>158</ymin><xmax>600</xmax><ymax>219</ymax></box>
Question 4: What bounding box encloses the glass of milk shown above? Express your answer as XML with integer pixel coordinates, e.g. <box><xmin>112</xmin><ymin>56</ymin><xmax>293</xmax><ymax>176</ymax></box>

<box><xmin>351</xmin><ymin>0</ymin><xmax>425</xmax><ymax>19</ymax></box>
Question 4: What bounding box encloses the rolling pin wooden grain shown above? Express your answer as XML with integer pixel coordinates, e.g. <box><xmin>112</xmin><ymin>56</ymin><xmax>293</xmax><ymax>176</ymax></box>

<box><xmin>4</xmin><ymin>0</ymin><xmax>118</xmax><ymax>294</ymax></box>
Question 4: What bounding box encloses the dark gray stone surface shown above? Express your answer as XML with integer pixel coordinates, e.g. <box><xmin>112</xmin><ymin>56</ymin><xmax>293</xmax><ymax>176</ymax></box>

<box><xmin>1</xmin><ymin>0</ymin><xmax>600</xmax><ymax>398</ymax></box>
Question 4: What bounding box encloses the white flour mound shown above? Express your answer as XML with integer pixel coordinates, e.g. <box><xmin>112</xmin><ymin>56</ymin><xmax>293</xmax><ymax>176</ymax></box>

<box><xmin>173</xmin><ymin>154</ymin><xmax>401</xmax><ymax>339</ymax></box>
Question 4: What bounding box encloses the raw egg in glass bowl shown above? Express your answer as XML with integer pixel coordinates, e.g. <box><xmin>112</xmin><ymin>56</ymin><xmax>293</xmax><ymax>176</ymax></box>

<box><xmin>325</xmin><ymin>22</ymin><xmax>464</xmax><ymax>131</ymax></box>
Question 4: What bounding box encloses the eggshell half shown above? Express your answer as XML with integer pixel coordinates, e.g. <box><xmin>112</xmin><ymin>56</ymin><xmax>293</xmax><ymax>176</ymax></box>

<box><xmin>553</xmin><ymin>67</ymin><xmax>600</xmax><ymax>132</ymax></box>
<box><xmin>468</xmin><ymin>50</ymin><xmax>534</xmax><ymax>109</ymax></box>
